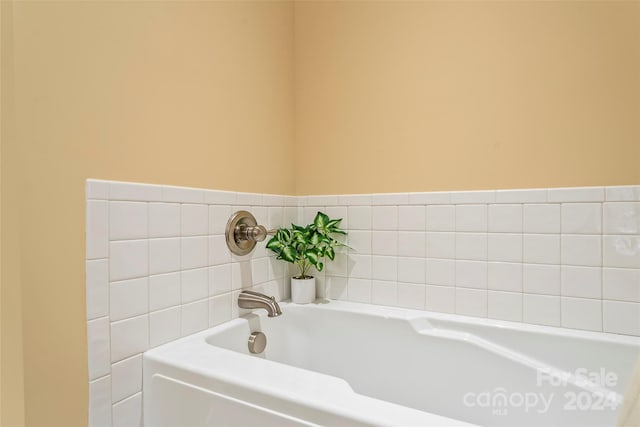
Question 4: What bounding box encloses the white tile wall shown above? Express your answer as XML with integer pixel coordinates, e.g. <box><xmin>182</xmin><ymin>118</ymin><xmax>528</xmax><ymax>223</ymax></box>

<box><xmin>86</xmin><ymin>180</ymin><xmax>289</xmax><ymax>427</ymax></box>
<box><xmin>316</xmin><ymin>184</ymin><xmax>640</xmax><ymax>340</ymax></box>
<box><xmin>87</xmin><ymin>180</ymin><xmax>640</xmax><ymax>427</ymax></box>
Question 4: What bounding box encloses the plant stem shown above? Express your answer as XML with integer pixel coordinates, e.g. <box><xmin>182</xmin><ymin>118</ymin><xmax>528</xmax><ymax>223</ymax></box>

<box><xmin>298</xmin><ymin>259</ymin><xmax>309</xmax><ymax>278</ymax></box>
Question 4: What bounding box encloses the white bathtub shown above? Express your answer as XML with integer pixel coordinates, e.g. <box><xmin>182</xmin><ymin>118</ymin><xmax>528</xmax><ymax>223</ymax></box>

<box><xmin>143</xmin><ymin>300</ymin><xmax>640</xmax><ymax>427</ymax></box>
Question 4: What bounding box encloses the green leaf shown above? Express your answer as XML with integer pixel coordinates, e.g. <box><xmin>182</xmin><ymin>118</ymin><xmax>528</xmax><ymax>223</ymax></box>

<box><xmin>326</xmin><ymin>219</ymin><xmax>342</xmax><ymax>229</ymax></box>
<box><xmin>325</xmin><ymin>246</ymin><xmax>335</xmax><ymax>261</ymax></box>
<box><xmin>316</xmin><ymin>261</ymin><xmax>324</xmax><ymax>272</ymax></box>
<box><xmin>267</xmin><ymin>239</ymin><xmax>284</xmax><ymax>254</ymax></box>
<box><xmin>281</xmin><ymin>246</ymin><xmax>296</xmax><ymax>263</ymax></box>
<box><xmin>314</xmin><ymin>211</ymin><xmax>330</xmax><ymax>229</ymax></box>
<box><xmin>310</xmin><ymin>232</ymin><xmax>321</xmax><ymax>245</ymax></box>
<box><xmin>305</xmin><ymin>249</ymin><xmax>319</xmax><ymax>266</ymax></box>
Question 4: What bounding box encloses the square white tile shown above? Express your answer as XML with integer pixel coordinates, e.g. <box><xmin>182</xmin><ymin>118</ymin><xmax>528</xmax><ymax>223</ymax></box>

<box><xmin>372</xmin><ymin>193</ymin><xmax>408</xmax><ymax>205</ymax></box>
<box><xmin>603</xmin><ymin>268</ymin><xmax>640</xmax><ymax>302</ymax></box>
<box><xmin>162</xmin><ymin>186</ymin><xmax>205</xmax><ymax>203</ymax></box>
<box><xmin>455</xmin><ymin>205</ymin><xmax>487</xmax><ymax>232</ymax></box>
<box><xmin>523</xmin><ymin>264</ymin><xmax>560</xmax><ymax>295</ymax></box>
<box><xmin>604</xmin><ymin>202</ymin><xmax>640</xmax><ymax>234</ymax></box>
<box><xmin>181</xmin><ymin>268</ymin><xmax>209</xmax><ymax>303</ymax></box>
<box><xmin>326</xmin><ymin>276</ymin><xmax>348</xmax><ymax>300</ymax></box>
<box><xmin>348</xmin><ymin>231</ymin><xmax>372</xmax><ymax>254</ymax></box>
<box><xmin>110</xmin><ymin>278</ymin><xmax>148</xmax><ymax>321</ymax></box>
<box><xmin>548</xmin><ymin>187</ymin><xmax>604</xmax><ymax>203</ymax></box>
<box><xmin>561</xmin><ymin>266</ymin><xmax>601</xmax><ymax>299</ymax></box>
<box><xmin>425</xmin><ymin>258</ymin><xmax>455</xmax><ymax>287</ymax></box>
<box><xmin>209</xmin><ymin>264</ymin><xmax>232</xmax><ymax>296</ymax></box>
<box><xmin>426</xmin><ymin>205</ymin><xmax>455</xmax><ymax>231</ymax></box>
<box><xmin>86</xmin><ymin>259</ymin><xmax>109</xmax><ymax>320</ymax></box>
<box><xmin>149</xmin><ymin>307</ymin><xmax>181</xmax><ymax>347</ymax></box>
<box><xmin>181</xmin><ymin>299</ymin><xmax>209</xmax><ymax>336</ymax></box>
<box><xmin>456</xmin><ymin>233</ymin><xmax>487</xmax><ymax>261</ymax></box>
<box><xmin>110</xmin><ymin>240</ymin><xmax>148</xmax><ymax>281</ymax></box>
<box><xmin>111</xmin><ymin>354</ymin><xmax>142</xmax><ymax>403</ymax></box>
<box><xmin>372</xmin><ymin>206</ymin><xmax>398</xmax><ymax>230</ymax></box>
<box><xmin>398</xmin><ymin>206</ymin><xmax>426</xmax><ymax>231</ymax></box>
<box><xmin>209</xmin><ymin>235</ymin><xmax>232</xmax><ymax>266</ymax></box>
<box><xmin>250</xmin><ymin>257</ymin><xmax>270</xmax><ymax>284</ymax></box>
<box><xmin>488</xmin><ymin>291</ymin><xmax>522</xmax><ymax>321</ymax></box>
<box><xmin>181</xmin><ymin>204</ymin><xmax>209</xmax><ymax>236</ymax></box>
<box><xmin>523</xmin><ymin>204</ymin><xmax>560</xmax><ymax>234</ymax></box>
<box><xmin>148</xmin><ymin>238</ymin><xmax>181</xmax><ymax>275</ymax></box>
<box><xmin>495</xmin><ymin>189</ymin><xmax>546</xmax><ymax>203</ymax></box>
<box><xmin>348</xmin><ymin>254</ymin><xmax>372</xmax><ymax>279</ymax></box>
<box><xmin>149</xmin><ymin>272</ymin><xmax>181</xmax><ymax>311</ymax></box>
<box><xmin>603</xmin><ymin>236</ymin><xmax>640</xmax><ymax>268</ymax></box>
<box><xmin>398</xmin><ymin>232</ymin><xmax>426</xmax><ymax>258</ymax></box>
<box><xmin>371</xmin><ymin>256</ymin><xmax>397</xmax><ymax>281</ymax></box>
<box><xmin>488</xmin><ymin>233</ymin><xmax>522</xmax><ymax>263</ymax></box>
<box><xmin>451</xmin><ymin>191</ymin><xmax>495</xmax><ymax>204</ymax></box>
<box><xmin>339</xmin><ymin>194</ymin><xmax>373</xmax><ymax>206</ymax></box>
<box><xmin>603</xmin><ymin>300</ymin><xmax>640</xmax><ymax>335</ymax></box>
<box><xmin>231</xmin><ymin>261</ymin><xmax>252</xmax><ymax>290</ymax></box>
<box><xmin>426</xmin><ymin>285</ymin><xmax>455</xmax><ymax>313</ymax></box>
<box><xmin>561</xmin><ymin>234</ymin><xmax>602</xmax><ymax>267</ymax></box>
<box><xmin>523</xmin><ymin>234</ymin><xmax>561</xmax><ymax>265</ymax></box>
<box><xmin>111</xmin><ymin>182</ymin><xmax>162</xmax><ymax>202</ymax></box>
<box><xmin>267</xmin><ymin>258</ymin><xmax>284</xmax><ymax>281</ymax></box>
<box><xmin>523</xmin><ymin>294</ymin><xmax>561</xmax><ymax>326</ymax></box>
<box><xmin>409</xmin><ymin>192</ymin><xmax>451</xmax><ymax>205</ymax></box>
<box><xmin>371</xmin><ymin>280</ymin><xmax>398</xmax><ymax>306</ymax></box>
<box><xmin>397</xmin><ymin>283</ymin><xmax>425</xmax><ymax>310</ymax></box>
<box><xmin>455</xmin><ymin>288</ymin><xmax>487</xmax><ymax>317</ymax></box>
<box><xmin>426</xmin><ymin>232</ymin><xmax>455</xmax><ymax>259</ymax></box>
<box><xmin>347</xmin><ymin>206</ymin><xmax>372</xmax><ymax>230</ymax></box>
<box><xmin>606</xmin><ymin>186</ymin><xmax>640</xmax><ymax>202</ymax></box>
<box><xmin>148</xmin><ymin>202</ymin><xmax>180</xmax><ymax>238</ymax></box>
<box><xmin>87</xmin><ymin>317</ymin><xmax>110</xmax><ymax>380</ymax></box>
<box><xmin>110</xmin><ymin>315</ymin><xmax>149</xmax><ymax>363</ymax></box>
<box><xmin>181</xmin><ymin>236</ymin><xmax>208</xmax><ymax>270</ymax></box>
<box><xmin>109</xmin><ymin>201</ymin><xmax>148</xmax><ymax>240</ymax></box>
<box><xmin>87</xmin><ymin>200</ymin><xmax>109</xmax><ymax>259</ymax></box>
<box><xmin>397</xmin><ymin>258</ymin><xmax>425</xmax><ymax>284</ymax></box>
<box><xmin>112</xmin><ymin>393</ymin><xmax>142</xmax><ymax>427</ymax></box>
<box><xmin>347</xmin><ymin>278</ymin><xmax>372</xmax><ymax>303</ymax></box>
<box><xmin>89</xmin><ymin>376</ymin><xmax>112</xmax><ymax>427</ymax></box>
<box><xmin>209</xmin><ymin>294</ymin><xmax>232</xmax><ymax>327</ymax></box>
<box><xmin>455</xmin><ymin>260</ymin><xmax>487</xmax><ymax>289</ymax></box>
<box><xmin>371</xmin><ymin>231</ymin><xmax>398</xmax><ymax>256</ymax></box>
<box><xmin>325</xmin><ymin>253</ymin><xmax>348</xmax><ymax>277</ymax></box>
<box><xmin>209</xmin><ymin>205</ymin><xmax>231</xmax><ymax>234</ymax></box>
<box><xmin>561</xmin><ymin>297</ymin><xmax>602</xmax><ymax>332</ymax></box>
<box><xmin>487</xmin><ymin>262</ymin><xmax>522</xmax><ymax>292</ymax></box>
<box><xmin>561</xmin><ymin>203</ymin><xmax>602</xmax><ymax>234</ymax></box>
<box><xmin>488</xmin><ymin>204</ymin><xmax>522</xmax><ymax>232</ymax></box>
<box><xmin>204</xmin><ymin>189</ymin><xmax>237</xmax><ymax>205</ymax></box>
<box><xmin>86</xmin><ymin>180</ymin><xmax>110</xmax><ymax>200</ymax></box>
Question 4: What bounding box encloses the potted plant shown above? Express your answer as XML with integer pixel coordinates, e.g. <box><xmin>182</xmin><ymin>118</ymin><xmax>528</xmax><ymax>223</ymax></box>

<box><xmin>266</xmin><ymin>211</ymin><xmax>347</xmax><ymax>303</ymax></box>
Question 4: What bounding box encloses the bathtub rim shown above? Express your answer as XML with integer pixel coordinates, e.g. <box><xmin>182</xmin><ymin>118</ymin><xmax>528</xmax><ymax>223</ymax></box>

<box><xmin>143</xmin><ymin>299</ymin><xmax>640</xmax><ymax>427</ymax></box>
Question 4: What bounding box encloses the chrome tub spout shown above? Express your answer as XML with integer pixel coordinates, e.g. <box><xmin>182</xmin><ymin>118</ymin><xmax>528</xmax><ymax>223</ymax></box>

<box><xmin>238</xmin><ymin>290</ymin><xmax>282</xmax><ymax>317</ymax></box>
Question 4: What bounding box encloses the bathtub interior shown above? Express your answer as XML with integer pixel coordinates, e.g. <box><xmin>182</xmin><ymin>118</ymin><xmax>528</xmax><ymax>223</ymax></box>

<box><xmin>204</xmin><ymin>301</ymin><xmax>640</xmax><ymax>427</ymax></box>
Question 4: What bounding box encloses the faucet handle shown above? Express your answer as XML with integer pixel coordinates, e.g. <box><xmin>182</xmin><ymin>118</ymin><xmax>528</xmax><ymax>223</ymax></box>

<box><xmin>225</xmin><ymin>211</ymin><xmax>276</xmax><ymax>256</ymax></box>
<box><xmin>236</xmin><ymin>224</ymin><xmax>276</xmax><ymax>243</ymax></box>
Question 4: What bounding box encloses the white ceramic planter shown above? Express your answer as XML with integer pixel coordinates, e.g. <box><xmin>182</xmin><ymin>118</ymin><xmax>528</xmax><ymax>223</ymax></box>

<box><xmin>291</xmin><ymin>276</ymin><xmax>316</xmax><ymax>304</ymax></box>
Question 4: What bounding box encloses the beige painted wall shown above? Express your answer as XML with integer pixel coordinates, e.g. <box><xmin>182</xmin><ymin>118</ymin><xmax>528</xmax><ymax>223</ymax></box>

<box><xmin>1</xmin><ymin>1</ymin><xmax>294</xmax><ymax>426</ymax></box>
<box><xmin>1</xmin><ymin>2</ymin><xmax>25</xmax><ymax>426</ymax></box>
<box><xmin>3</xmin><ymin>1</ymin><xmax>640</xmax><ymax>426</ymax></box>
<box><xmin>295</xmin><ymin>1</ymin><xmax>640</xmax><ymax>195</ymax></box>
